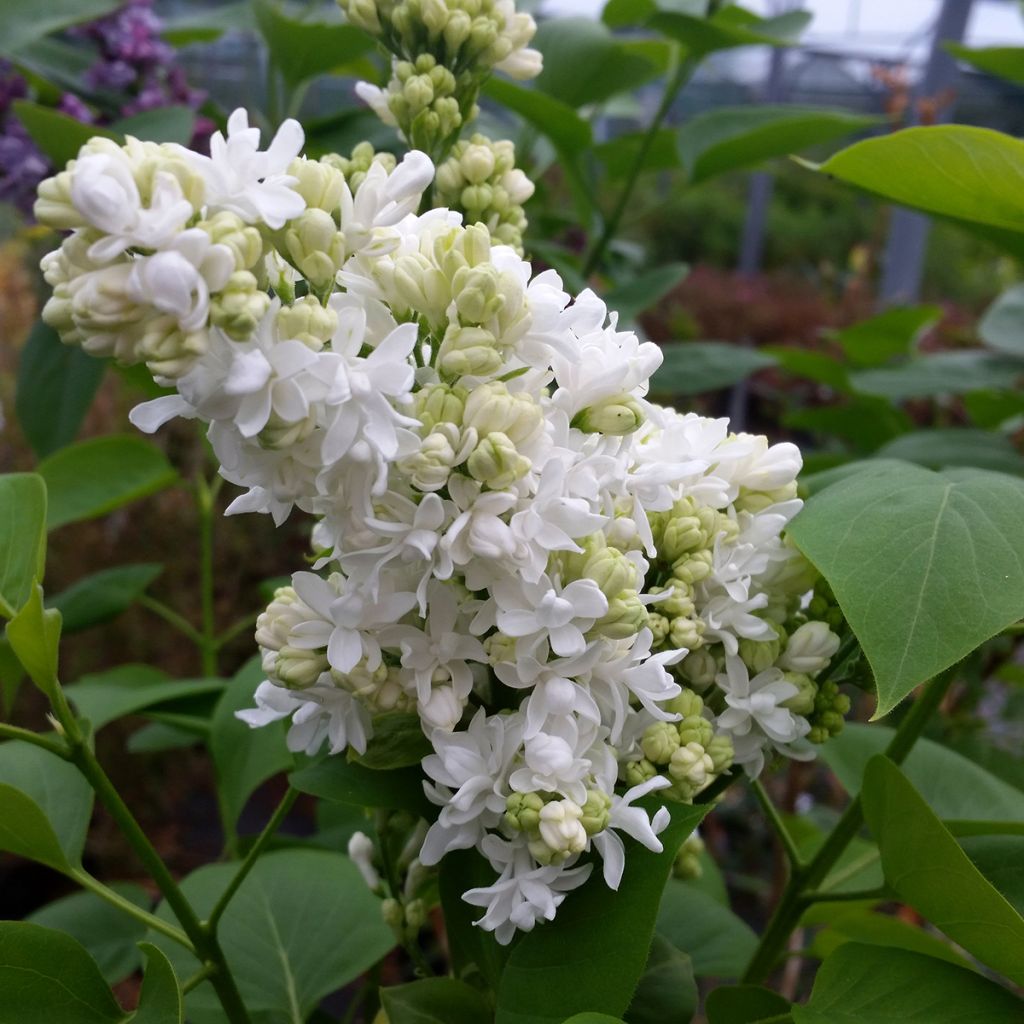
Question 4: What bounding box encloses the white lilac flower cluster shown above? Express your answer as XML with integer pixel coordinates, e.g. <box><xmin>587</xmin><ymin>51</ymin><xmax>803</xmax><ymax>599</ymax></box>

<box><xmin>35</xmin><ymin>106</ymin><xmax>846</xmax><ymax>946</ymax></box>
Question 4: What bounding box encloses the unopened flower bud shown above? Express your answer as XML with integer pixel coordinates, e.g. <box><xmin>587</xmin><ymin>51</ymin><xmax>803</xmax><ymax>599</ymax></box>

<box><xmin>505</xmin><ymin>792</ymin><xmax>545</xmax><ymax>834</ymax></box>
<box><xmin>777</xmin><ymin>621</ymin><xmax>840</xmax><ymax>675</ymax></box>
<box><xmin>670</xmin><ymin>615</ymin><xmax>705</xmax><ymax>651</ymax></box>
<box><xmin>706</xmin><ymin>734</ymin><xmax>734</xmax><ymax>774</ymax></box>
<box><xmin>419</xmin><ymin>684</ymin><xmax>462</xmax><ymax>731</ymax></box>
<box><xmin>276</xmin><ymin>296</ymin><xmax>337</xmax><ymax>350</ymax></box>
<box><xmin>201</xmin><ymin>211</ymin><xmax>263</xmax><ymax>270</ymax></box>
<box><xmin>415</xmin><ymin>383</ymin><xmax>467</xmax><ymax>431</ymax></box>
<box><xmin>679</xmin><ymin>648</ymin><xmax>718</xmax><ymax>690</ymax></box>
<box><xmin>437</xmin><ymin>324</ymin><xmax>503</xmax><ymax>379</ymax></box>
<box><xmin>462</xmin><ymin>381</ymin><xmax>541</xmax><ymax>445</ymax></box>
<box><xmin>665</xmin><ymin>687</ymin><xmax>704</xmax><ymax>719</ymax></box>
<box><xmin>623</xmin><ymin>758</ymin><xmax>658</xmax><ymax>787</ymax></box>
<box><xmin>573</xmin><ymin>396</ymin><xmax>645</xmax><ymax>436</ymax></box>
<box><xmin>594</xmin><ymin>590</ymin><xmax>648</xmax><ymax>640</ymax></box>
<box><xmin>669</xmin><ymin>741</ymin><xmax>714</xmax><ymax>792</ymax></box>
<box><xmin>738</xmin><ymin>624</ymin><xmax>784</xmax><ymax>676</ymax></box>
<box><xmin>534</xmin><ymin>799</ymin><xmax>586</xmax><ymax>863</ymax></box>
<box><xmin>642</xmin><ymin>721</ymin><xmax>680</xmax><ymax>765</ymax></box>
<box><xmin>466</xmin><ymin>432</ymin><xmax>530</xmax><ymax>489</ymax></box>
<box><xmin>348</xmin><ymin>831</ymin><xmax>381</xmax><ymax>891</ymax></box>
<box><xmin>210</xmin><ymin>271</ymin><xmax>270</xmax><ymax>340</ymax></box>
<box><xmin>580</xmin><ymin>789</ymin><xmax>611</xmax><ymax>835</ymax></box>
<box><xmin>288</xmin><ymin>157</ymin><xmax>346</xmax><ymax>211</ymax></box>
<box><xmin>284</xmin><ymin>209</ymin><xmax>345</xmax><ymax>289</ymax></box>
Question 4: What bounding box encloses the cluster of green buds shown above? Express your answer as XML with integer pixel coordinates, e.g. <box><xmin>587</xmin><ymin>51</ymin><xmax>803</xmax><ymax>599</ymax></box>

<box><xmin>504</xmin><ymin>790</ymin><xmax>610</xmax><ymax>865</ymax></box>
<box><xmin>321</xmin><ymin>141</ymin><xmax>397</xmax><ymax>192</ymax></box>
<box><xmin>672</xmin><ymin>831</ymin><xmax>705</xmax><ymax>880</ymax></box>
<box><xmin>626</xmin><ymin>690</ymin><xmax>734</xmax><ymax>803</ymax></box>
<box><xmin>561</xmin><ymin>535</ymin><xmax>650</xmax><ymax>640</ymax></box>
<box><xmin>435</xmin><ymin>134</ymin><xmax>534</xmax><ymax>253</ymax></box>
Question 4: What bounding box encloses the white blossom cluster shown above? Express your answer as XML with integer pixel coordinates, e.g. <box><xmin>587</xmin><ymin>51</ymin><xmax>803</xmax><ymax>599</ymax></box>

<box><xmin>35</xmin><ymin>107</ymin><xmax>845</xmax><ymax>945</ymax></box>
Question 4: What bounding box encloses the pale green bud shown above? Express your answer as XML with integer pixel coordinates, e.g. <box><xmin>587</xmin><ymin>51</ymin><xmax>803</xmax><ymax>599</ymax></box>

<box><xmin>738</xmin><ymin>623</ymin><xmax>784</xmax><ymax>676</ymax></box>
<box><xmin>778</xmin><ymin>621</ymin><xmax>840</xmax><ymax>676</ymax></box>
<box><xmin>200</xmin><ymin>211</ymin><xmax>263</xmax><ymax>270</ymax></box>
<box><xmin>653</xmin><ymin>584</ymin><xmax>695</xmax><ymax>619</ymax></box>
<box><xmin>467</xmin><ymin>431</ymin><xmax>530</xmax><ymax>489</ymax></box>
<box><xmin>452</xmin><ymin>264</ymin><xmax>505</xmax><ymax>324</ymax></box>
<box><xmin>34</xmin><ymin>170</ymin><xmax>82</xmax><ymax>230</ymax></box>
<box><xmin>673</xmin><ymin>832</ymin><xmax>705</xmax><ymax>880</ymax></box>
<box><xmin>505</xmin><ymin>792</ymin><xmax>545</xmax><ymax>834</ymax></box>
<box><xmin>210</xmin><ymin>271</ymin><xmax>270</xmax><ymax>340</ymax></box>
<box><xmin>405</xmin><ymin>898</ymin><xmax>427</xmax><ymax>932</ymax></box>
<box><xmin>337</xmin><ymin>0</ymin><xmax>381</xmax><ymax>34</ymax></box>
<box><xmin>780</xmin><ymin>672</ymin><xmax>817</xmax><ymax>717</ymax></box>
<box><xmin>414</xmin><ymin>383</ymin><xmax>467</xmax><ymax>431</ymax></box>
<box><xmin>679</xmin><ymin>648</ymin><xmax>718</xmax><ymax>691</ymax></box>
<box><xmin>462</xmin><ymin>381</ymin><xmax>541</xmax><ymax>445</ymax></box>
<box><xmin>483</xmin><ymin>631</ymin><xmax>516</xmax><ymax>665</ymax></box>
<box><xmin>662</xmin><ymin>514</ymin><xmax>707</xmax><ymax>560</ymax></box>
<box><xmin>284</xmin><ymin>209</ymin><xmax>345</xmax><ymax>289</ymax></box>
<box><xmin>641</xmin><ymin>721</ymin><xmax>680</xmax><ymax>765</ymax></box>
<box><xmin>677</xmin><ymin>714</ymin><xmax>713</xmax><ymax>750</ymax></box>
<box><xmin>649</xmin><ymin>613</ymin><xmax>671</xmax><ymax>646</ymax></box>
<box><xmin>461</xmin><ymin>142</ymin><xmax>496</xmax><ymax>183</ymax></box>
<box><xmin>580</xmin><ymin>789</ymin><xmax>611</xmax><ymax>836</ymax></box>
<box><xmin>438</xmin><ymin>324</ymin><xmax>503</xmax><ymax>378</ymax></box>
<box><xmin>381</xmin><ymin>898</ymin><xmax>405</xmax><ymax>937</ymax></box>
<box><xmin>276</xmin><ymin>296</ymin><xmax>337</xmax><ymax>350</ymax></box>
<box><xmin>706</xmin><ymin>734</ymin><xmax>734</xmax><ymax>774</ymax></box>
<box><xmin>572</xmin><ymin>396</ymin><xmax>645</xmax><ymax>436</ymax></box>
<box><xmin>670</xmin><ymin>615</ymin><xmax>705</xmax><ymax>651</ymax></box>
<box><xmin>260</xmin><ymin>410</ymin><xmax>317</xmax><ymax>450</ymax></box>
<box><xmin>671</xmin><ymin>550</ymin><xmax>714</xmax><ymax>586</ymax></box>
<box><xmin>274</xmin><ymin>645</ymin><xmax>329</xmax><ymax>689</ymax></box>
<box><xmin>664</xmin><ymin>688</ymin><xmax>704</xmax><ymax>719</ymax></box>
<box><xmin>594</xmin><ymin>590</ymin><xmax>648</xmax><ymax>640</ymax></box>
<box><xmin>577</xmin><ymin>546</ymin><xmax>637</xmax><ymax>599</ymax></box>
<box><xmin>137</xmin><ymin>315</ymin><xmax>206</xmax><ymax>379</ymax></box>
<box><xmin>400</xmin><ymin>425</ymin><xmax>462</xmax><ymax>492</ymax></box>
<box><xmin>288</xmin><ymin>157</ymin><xmax>346</xmax><ymax>211</ymax></box>
<box><xmin>623</xmin><ymin>758</ymin><xmax>658</xmax><ymax>788</ymax></box>
<box><xmin>669</xmin><ymin>741</ymin><xmax>714</xmax><ymax>791</ymax></box>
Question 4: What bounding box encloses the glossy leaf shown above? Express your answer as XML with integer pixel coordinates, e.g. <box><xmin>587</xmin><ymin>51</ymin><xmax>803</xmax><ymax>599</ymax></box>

<box><xmin>808</xmin><ymin>125</ymin><xmax>1024</xmax><ymax>233</ymax></box>
<box><xmin>484</xmin><ymin>78</ymin><xmax>592</xmax><ymax>153</ymax></box>
<box><xmin>210</xmin><ymin>657</ymin><xmax>293</xmax><ymax>827</ymax></box>
<box><xmin>947</xmin><ymin>43</ymin><xmax>1024</xmax><ymax>87</ymax></box>
<box><xmin>872</xmin><ymin>429</ymin><xmax>1024</xmax><ymax>477</ymax></box>
<box><xmin>64</xmin><ymin>665</ymin><xmax>223</xmax><ymax>730</ymax></box>
<box><xmin>829</xmin><ymin>305</ymin><xmax>941</xmax><ymax>368</ymax></box>
<box><xmin>603</xmin><ymin>0</ymin><xmax>708</xmax><ymax>28</ymax></box>
<box><xmin>862</xmin><ymin>756</ymin><xmax>1024</xmax><ymax>986</ymax></box>
<box><xmin>657</xmin><ymin>879</ymin><xmax>758</xmax><ymax>977</ymax></box>
<box><xmin>40</xmin><ymin>435</ymin><xmax>177</xmax><ymax>530</ymax></box>
<box><xmin>766</xmin><ymin>347</ymin><xmax>849</xmax><ymax>391</ymax></box>
<box><xmin>6</xmin><ymin>584</ymin><xmax>62</xmax><ymax>699</ymax></box>
<box><xmin>290</xmin><ymin>754</ymin><xmax>433</xmax><ymax>817</ymax></box>
<box><xmin>978</xmin><ymin>283</ymin><xmax>1024</xmax><ymax>357</ymax></box>
<box><xmin>16</xmin><ymin>321</ymin><xmax>106</xmax><ymax>458</ymax></box>
<box><xmin>0</xmin><ymin>740</ymin><xmax>92</xmax><ymax>871</ymax></box>
<box><xmin>0</xmin><ymin>921</ymin><xmax>126</xmax><ymax>1023</ymax></box>
<box><xmin>624</xmin><ymin>935</ymin><xmax>697</xmax><ymax>1024</ymax></box>
<box><xmin>0</xmin><ymin>0</ymin><xmax>121</xmax><ymax>56</ymax></box>
<box><xmin>792</xmin><ymin>942</ymin><xmax>1023</xmax><ymax>1023</ymax></box>
<box><xmin>494</xmin><ymin>803</ymin><xmax>708</xmax><ymax>1024</ymax></box>
<box><xmin>679</xmin><ymin>105</ymin><xmax>877</xmax><ymax>184</ymax></box>
<box><xmin>787</xmin><ymin>462</ymin><xmax>1024</xmax><ymax>717</ymax></box>
<box><xmin>50</xmin><ymin>564</ymin><xmax>162</xmax><ymax>633</ymax></box>
<box><xmin>604</xmin><ymin>264</ymin><xmax>688</xmax><ymax>323</ymax></box>
<box><xmin>381</xmin><ymin>978</ymin><xmax>492</xmax><ymax>1024</ymax></box>
<box><xmin>960</xmin><ymin>835</ymin><xmax>1024</xmax><ymax>915</ymax></box>
<box><xmin>13</xmin><ymin>100</ymin><xmax>119</xmax><ymax>166</ymax></box>
<box><xmin>850</xmin><ymin>351</ymin><xmax>1023</xmax><ymax>400</ymax></box>
<box><xmin>151</xmin><ymin>849</ymin><xmax>395</xmax><ymax>1023</ymax></box>
<box><xmin>0</xmin><ymin>473</ymin><xmax>47</xmax><ymax>618</ymax></box>
<box><xmin>651</xmin><ymin>7</ymin><xmax>810</xmax><ymax>59</ymax></box>
<box><xmin>253</xmin><ymin>0</ymin><xmax>372</xmax><ymax>86</ymax></box>
<box><xmin>112</xmin><ymin>107</ymin><xmax>195</xmax><ymax>145</ymax></box>
<box><xmin>652</xmin><ymin>342</ymin><xmax>775</xmax><ymax>396</ymax></box>
<box><xmin>705</xmin><ymin>985</ymin><xmax>791</xmax><ymax>1024</ymax></box>
<box><xmin>353</xmin><ymin>712</ymin><xmax>430</xmax><ymax>770</ymax></box>
<box><xmin>533</xmin><ymin>18</ymin><xmax>661</xmax><ymax>108</ymax></box>
<box><xmin>28</xmin><ymin>885</ymin><xmax>149</xmax><ymax>984</ymax></box>
<box><xmin>132</xmin><ymin>943</ymin><xmax>184</xmax><ymax>1024</ymax></box>
<box><xmin>784</xmin><ymin>400</ymin><xmax>911</xmax><ymax>452</ymax></box>
<box><xmin>822</xmin><ymin>723</ymin><xmax>1024</xmax><ymax>823</ymax></box>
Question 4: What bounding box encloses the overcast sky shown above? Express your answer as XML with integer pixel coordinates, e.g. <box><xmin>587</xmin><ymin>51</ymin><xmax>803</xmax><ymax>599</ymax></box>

<box><xmin>541</xmin><ymin>0</ymin><xmax>1024</xmax><ymax>58</ymax></box>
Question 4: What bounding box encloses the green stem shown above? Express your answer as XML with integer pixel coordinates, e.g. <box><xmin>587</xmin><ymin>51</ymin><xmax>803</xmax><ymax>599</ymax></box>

<box><xmin>215</xmin><ymin>612</ymin><xmax>261</xmax><ymax>649</ymax></box>
<box><xmin>196</xmin><ymin>474</ymin><xmax>223</xmax><ymax>678</ymax></box>
<box><xmin>138</xmin><ymin>595</ymin><xmax>204</xmax><ymax>648</ymax></box>
<box><xmin>182</xmin><ymin>963</ymin><xmax>216</xmax><ymax>995</ymax></box>
<box><xmin>801</xmin><ymin>886</ymin><xmax>891</xmax><ymax>904</ymax></box>
<box><xmin>0</xmin><ymin>722</ymin><xmax>68</xmax><ymax>758</ymax></box>
<box><xmin>56</xmin><ymin>710</ymin><xmax>250</xmax><ymax>1023</ymax></box>
<box><xmin>751</xmin><ymin>778</ymin><xmax>805</xmax><ymax>870</ymax></box>
<box><xmin>741</xmin><ymin>668</ymin><xmax>956</xmax><ymax>984</ymax></box>
<box><xmin>581</xmin><ymin>52</ymin><xmax>699</xmax><ymax>278</ymax></box>
<box><xmin>69</xmin><ymin>868</ymin><xmax>194</xmax><ymax>951</ymax></box>
<box><xmin>205</xmin><ymin>788</ymin><xmax>298</xmax><ymax>932</ymax></box>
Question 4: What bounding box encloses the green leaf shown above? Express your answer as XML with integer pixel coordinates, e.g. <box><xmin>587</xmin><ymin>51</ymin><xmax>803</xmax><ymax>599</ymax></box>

<box><xmin>792</xmin><ymin>942</ymin><xmax>1023</xmax><ymax>1023</ymax></box>
<box><xmin>381</xmin><ymin>978</ymin><xmax>492</xmax><ymax>1024</ymax></box>
<box><xmin>604</xmin><ymin>264</ymin><xmax>688</xmax><ymax>323</ymax></box>
<box><xmin>0</xmin><ymin>921</ymin><xmax>126</xmax><ymax>1023</ymax></box>
<box><xmin>0</xmin><ymin>0</ymin><xmax>121</xmax><ymax>55</ymax></box>
<box><xmin>706</xmin><ymin>985</ymin><xmax>790</xmax><ymax>1024</ymax></box>
<box><xmin>850</xmin><ymin>351</ymin><xmax>1023</xmax><ymax>400</ymax></box>
<box><xmin>979</xmin><ymin>283</ymin><xmax>1024</xmax><ymax>357</ymax></box>
<box><xmin>822</xmin><ymin>723</ymin><xmax>1024</xmax><ymax>823</ymax></box>
<box><xmin>132</xmin><ymin>943</ymin><xmax>184</xmax><ymax>1024</ymax></box>
<box><xmin>210</xmin><ymin>657</ymin><xmax>293</xmax><ymax>827</ymax></box>
<box><xmin>533</xmin><ymin>18</ymin><xmax>661</xmax><ymax>108</ymax></box>
<box><xmin>63</xmin><ymin>665</ymin><xmax>223</xmax><ymax>730</ymax></box>
<box><xmin>112</xmin><ymin>107</ymin><xmax>195</xmax><ymax>145</ymax></box>
<box><xmin>494</xmin><ymin>803</ymin><xmax>708</xmax><ymax>1024</ymax></box>
<box><xmin>624</xmin><ymin>935</ymin><xmax>697</xmax><ymax>1024</ymax></box>
<box><xmin>650</xmin><ymin>7</ymin><xmax>811</xmax><ymax>59</ymax></box>
<box><xmin>484</xmin><ymin>77</ymin><xmax>593</xmax><ymax>153</ymax></box>
<box><xmin>28</xmin><ymin>885</ymin><xmax>149</xmax><ymax>985</ymax></box>
<box><xmin>602</xmin><ymin>0</ymin><xmax>708</xmax><ymax>29</ymax></box>
<box><xmin>766</xmin><ymin>347</ymin><xmax>850</xmax><ymax>391</ymax></box>
<box><xmin>960</xmin><ymin>835</ymin><xmax>1024</xmax><ymax>914</ymax></box>
<box><xmin>561</xmin><ymin>1017</ymin><xmax>625</xmax><ymax>1024</ymax></box>
<box><xmin>809</xmin><ymin>125</ymin><xmax>1024</xmax><ymax>233</ymax></box>
<box><xmin>947</xmin><ymin>43</ymin><xmax>1024</xmax><ymax>87</ymax></box>
<box><xmin>40</xmin><ymin>435</ymin><xmax>178</xmax><ymax>530</ymax></box>
<box><xmin>353</xmin><ymin>712</ymin><xmax>430</xmax><ymax>770</ymax></box>
<box><xmin>50</xmin><ymin>564</ymin><xmax>162</xmax><ymax>633</ymax></box>
<box><xmin>829</xmin><ymin>305</ymin><xmax>941</xmax><ymax>368</ymax></box>
<box><xmin>651</xmin><ymin>342</ymin><xmax>775</xmax><ymax>396</ymax></box>
<box><xmin>16</xmin><ymin>321</ymin><xmax>106</xmax><ymax>458</ymax></box>
<box><xmin>656</xmin><ymin>879</ymin><xmax>758</xmax><ymax>977</ymax></box>
<box><xmin>679</xmin><ymin>106</ymin><xmax>877</xmax><ymax>185</ymax></box>
<box><xmin>806</xmin><ymin>906</ymin><xmax>971</xmax><ymax>969</ymax></box>
<box><xmin>964</xmin><ymin>390</ymin><xmax>1024</xmax><ymax>430</ymax></box>
<box><xmin>13</xmin><ymin>100</ymin><xmax>120</xmax><ymax>167</ymax></box>
<box><xmin>0</xmin><ymin>740</ymin><xmax>93</xmax><ymax>871</ymax></box>
<box><xmin>862</xmin><ymin>756</ymin><xmax>1024</xmax><ymax>986</ymax></box>
<box><xmin>160</xmin><ymin>2</ymin><xmax>256</xmax><ymax>46</ymax></box>
<box><xmin>290</xmin><ymin>754</ymin><xmax>433</xmax><ymax>817</ymax></box>
<box><xmin>786</xmin><ymin>462</ymin><xmax>1024</xmax><ymax>717</ymax></box>
<box><xmin>596</xmin><ymin>128</ymin><xmax>681</xmax><ymax>180</ymax></box>
<box><xmin>151</xmin><ymin>849</ymin><xmax>395</xmax><ymax>1023</ymax></box>
<box><xmin>789</xmin><ymin>816</ymin><xmax>883</xmax><ymax>897</ymax></box>
<box><xmin>784</xmin><ymin>400</ymin><xmax>910</xmax><ymax>453</ymax></box>
<box><xmin>253</xmin><ymin>0</ymin><xmax>373</xmax><ymax>86</ymax></box>
<box><xmin>872</xmin><ymin>429</ymin><xmax>1024</xmax><ymax>476</ymax></box>
<box><xmin>0</xmin><ymin>473</ymin><xmax>47</xmax><ymax>618</ymax></box>
<box><xmin>6</xmin><ymin>584</ymin><xmax>62</xmax><ymax>698</ymax></box>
